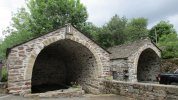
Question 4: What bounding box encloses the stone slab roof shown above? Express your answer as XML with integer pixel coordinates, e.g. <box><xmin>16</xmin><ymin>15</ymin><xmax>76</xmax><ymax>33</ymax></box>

<box><xmin>107</xmin><ymin>38</ymin><xmax>160</xmax><ymax>59</ymax></box>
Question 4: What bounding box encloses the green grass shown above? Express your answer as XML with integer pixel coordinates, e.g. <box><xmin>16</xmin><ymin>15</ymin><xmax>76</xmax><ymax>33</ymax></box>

<box><xmin>1</xmin><ymin>66</ymin><xmax>7</xmax><ymax>82</ymax></box>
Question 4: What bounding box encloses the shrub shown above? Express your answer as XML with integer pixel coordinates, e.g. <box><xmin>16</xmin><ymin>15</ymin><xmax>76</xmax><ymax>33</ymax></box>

<box><xmin>1</xmin><ymin>66</ymin><xmax>7</xmax><ymax>82</ymax></box>
<box><xmin>158</xmin><ymin>33</ymin><xmax>178</xmax><ymax>59</ymax></box>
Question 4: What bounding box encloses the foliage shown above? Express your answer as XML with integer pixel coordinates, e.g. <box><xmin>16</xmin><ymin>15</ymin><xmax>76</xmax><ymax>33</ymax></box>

<box><xmin>97</xmin><ymin>15</ymin><xmax>127</xmax><ymax>47</ymax></box>
<box><xmin>150</xmin><ymin>21</ymin><xmax>178</xmax><ymax>59</ymax></box>
<box><xmin>0</xmin><ymin>38</ymin><xmax>3</xmax><ymax>44</ymax></box>
<box><xmin>158</xmin><ymin>33</ymin><xmax>178</xmax><ymax>58</ymax></box>
<box><xmin>78</xmin><ymin>22</ymin><xmax>99</xmax><ymax>41</ymax></box>
<box><xmin>1</xmin><ymin>66</ymin><xmax>7</xmax><ymax>82</ymax></box>
<box><xmin>27</xmin><ymin>0</ymin><xmax>88</xmax><ymax>36</ymax></box>
<box><xmin>97</xmin><ymin>16</ymin><xmax>148</xmax><ymax>48</ymax></box>
<box><xmin>0</xmin><ymin>0</ymin><xmax>88</xmax><ymax>60</ymax></box>
<box><xmin>149</xmin><ymin>21</ymin><xmax>176</xmax><ymax>42</ymax></box>
<box><xmin>105</xmin><ymin>76</ymin><xmax>113</xmax><ymax>80</ymax></box>
<box><xmin>125</xmin><ymin>17</ymin><xmax>148</xmax><ymax>42</ymax></box>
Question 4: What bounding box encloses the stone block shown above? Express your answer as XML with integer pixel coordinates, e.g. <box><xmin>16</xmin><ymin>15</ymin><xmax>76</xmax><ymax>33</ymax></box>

<box><xmin>18</xmin><ymin>47</ymin><xmax>24</xmax><ymax>50</ymax></box>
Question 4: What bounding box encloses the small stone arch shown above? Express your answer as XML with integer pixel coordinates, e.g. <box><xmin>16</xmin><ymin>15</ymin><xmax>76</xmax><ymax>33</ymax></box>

<box><xmin>135</xmin><ymin>46</ymin><xmax>161</xmax><ymax>82</ymax></box>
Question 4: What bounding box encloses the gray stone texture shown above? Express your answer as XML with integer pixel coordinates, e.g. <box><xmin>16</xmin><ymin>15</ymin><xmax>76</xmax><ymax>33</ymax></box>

<box><xmin>0</xmin><ymin>82</ymin><xmax>7</xmax><ymax>94</ymax></box>
<box><xmin>6</xmin><ymin>24</ymin><xmax>167</xmax><ymax>98</ymax></box>
<box><xmin>108</xmin><ymin>38</ymin><xmax>161</xmax><ymax>82</ymax></box>
<box><xmin>6</xmin><ymin>25</ymin><xmax>110</xmax><ymax>95</ymax></box>
<box><xmin>137</xmin><ymin>48</ymin><xmax>160</xmax><ymax>82</ymax></box>
<box><xmin>101</xmin><ymin>80</ymin><xmax>178</xmax><ymax>100</ymax></box>
<box><xmin>32</xmin><ymin>39</ymin><xmax>99</xmax><ymax>93</ymax></box>
<box><xmin>110</xmin><ymin>59</ymin><xmax>128</xmax><ymax>81</ymax></box>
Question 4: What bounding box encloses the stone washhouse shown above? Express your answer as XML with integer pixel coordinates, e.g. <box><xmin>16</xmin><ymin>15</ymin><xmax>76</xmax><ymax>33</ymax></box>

<box><xmin>108</xmin><ymin>39</ymin><xmax>161</xmax><ymax>82</ymax></box>
<box><xmin>6</xmin><ymin>24</ymin><xmax>161</xmax><ymax>95</ymax></box>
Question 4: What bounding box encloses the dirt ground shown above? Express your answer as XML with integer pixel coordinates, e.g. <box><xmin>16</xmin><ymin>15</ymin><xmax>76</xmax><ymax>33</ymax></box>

<box><xmin>0</xmin><ymin>94</ymin><xmax>133</xmax><ymax>100</ymax></box>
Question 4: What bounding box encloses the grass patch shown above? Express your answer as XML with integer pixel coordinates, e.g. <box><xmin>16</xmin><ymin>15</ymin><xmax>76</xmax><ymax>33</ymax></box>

<box><xmin>1</xmin><ymin>66</ymin><xmax>7</xmax><ymax>82</ymax></box>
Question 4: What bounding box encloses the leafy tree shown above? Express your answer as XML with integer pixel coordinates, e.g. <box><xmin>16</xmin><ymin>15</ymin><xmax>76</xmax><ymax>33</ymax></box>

<box><xmin>97</xmin><ymin>16</ymin><xmax>149</xmax><ymax>48</ymax></box>
<box><xmin>125</xmin><ymin>18</ymin><xmax>148</xmax><ymax>42</ymax></box>
<box><xmin>0</xmin><ymin>38</ymin><xmax>2</xmax><ymax>44</ymax></box>
<box><xmin>149</xmin><ymin>21</ymin><xmax>176</xmax><ymax>42</ymax></box>
<box><xmin>97</xmin><ymin>15</ymin><xmax>127</xmax><ymax>47</ymax></box>
<box><xmin>158</xmin><ymin>33</ymin><xmax>178</xmax><ymax>58</ymax></box>
<box><xmin>27</xmin><ymin>0</ymin><xmax>88</xmax><ymax>36</ymax></box>
<box><xmin>0</xmin><ymin>0</ymin><xmax>88</xmax><ymax>60</ymax></box>
<box><xmin>149</xmin><ymin>20</ymin><xmax>178</xmax><ymax>58</ymax></box>
<box><xmin>78</xmin><ymin>22</ymin><xmax>99</xmax><ymax>41</ymax></box>
<box><xmin>0</xmin><ymin>38</ymin><xmax>2</xmax><ymax>60</ymax></box>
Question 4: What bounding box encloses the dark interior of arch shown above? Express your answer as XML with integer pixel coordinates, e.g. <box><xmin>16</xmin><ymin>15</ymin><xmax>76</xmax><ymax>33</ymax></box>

<box><xmin>31</xmin><ymin>39</ymin><xmax>97</xmax><ymax>93</ymax></box>
<box><xmin>137</xmin><ymin>48</ymin><xmax>160</xmax><ymax>82</ymax></box>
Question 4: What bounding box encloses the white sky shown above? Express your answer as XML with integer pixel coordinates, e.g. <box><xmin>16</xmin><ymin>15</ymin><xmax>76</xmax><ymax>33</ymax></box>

<box><xmin>0</xmin><ymin>0</ymin><xmax>178</xmax><ymax>39</ymax></box>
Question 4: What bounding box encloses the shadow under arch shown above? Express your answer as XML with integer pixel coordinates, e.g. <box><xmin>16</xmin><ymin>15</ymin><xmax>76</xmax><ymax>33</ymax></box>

<box><xmin>27</xmin><ymin>39</ymin><xmax>99</xmax><ymax>93</ymax></box>
<box><xmin>137</xmin><ymin>48</ymin><xmax>160</xmax><ymax>82</ymax></box>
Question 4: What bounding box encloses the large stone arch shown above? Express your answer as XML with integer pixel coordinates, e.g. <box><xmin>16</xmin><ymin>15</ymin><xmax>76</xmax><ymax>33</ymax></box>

<box><xmin>30</xmin><ymin>39</ymin><xmax>99</xmax><ymax>93</ymax></box>
<box><xmin>7</xmin><ymin>25</ymin><xmax>110</xmax><ymax>95</ymax></box>
<box><xmin>135</xmin><ymin>45</ymin><xmax>160</xmax><ymax>82</ymax></box>
<box><xmin>25</xmin><ymin>30</ymin><xmax>107</xmax><ymax>93</ymax></box>
<box><xmin>25</xmin><ymin>36</ymin><xmax>102</xmax><ymax>81</ymax></box>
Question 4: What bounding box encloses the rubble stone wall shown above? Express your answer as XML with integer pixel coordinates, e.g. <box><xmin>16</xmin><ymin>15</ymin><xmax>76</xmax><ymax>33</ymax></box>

<box><xmin>110</xmin><ymin>44</ymin><xmax>161</xmax><ymax>82</ymax></box>
<box><xmin>102</xmin><ymin>80</ymin><xmax>178</xmax><ymax>100</ymax></box>
<box><xmin>137</xmin><ymin>48</ymin><xmax>160</xmax><ymax>82</ymax></box>
<box><xmin>6</xmin><ymin>25</ymin><xmax>110</xmax><ymax>95</ymax></box>
<box><xmin>110</xmin><ymin>59</ymin><xmax>128</xmax><ymax>81</ymax></box>
<box><xmin>128</xmin><ymin>44</ymin><xmax>161</xmax><ymax>82</ymax></box>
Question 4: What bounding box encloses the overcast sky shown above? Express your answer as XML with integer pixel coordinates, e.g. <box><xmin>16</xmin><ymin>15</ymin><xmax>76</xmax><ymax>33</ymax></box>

<box><xmin>0</xmin><ymin>0</ymin><xmax>178</xmax><ymax>39</ymax></box>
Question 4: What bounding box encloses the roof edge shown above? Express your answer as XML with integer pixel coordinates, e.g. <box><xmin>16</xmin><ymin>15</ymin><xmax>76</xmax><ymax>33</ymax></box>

<box><xmin>6</xmin><ymin>23</ymin><xmax>111</xmax><ymax>57</ymax></box>
<box><xmin>72</xmin><ymin>25</ymin><xmax>111</xmax><ymax>54</ymax></box>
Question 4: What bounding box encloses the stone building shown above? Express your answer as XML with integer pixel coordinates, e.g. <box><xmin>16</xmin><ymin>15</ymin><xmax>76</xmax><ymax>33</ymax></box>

<box><xmin>108</xmin><ymin>39</ymin><xmax>161</xmax><ymax>82</ymax></box>
<box><xmin>6</xmin><ymin>24</ymin><xmax>110</xmax><ymax>95</ymax></box>
<box><xmin>6</xmin><ymin>24</ymin><xmax>161</xmax><ymax>95</ymax></box>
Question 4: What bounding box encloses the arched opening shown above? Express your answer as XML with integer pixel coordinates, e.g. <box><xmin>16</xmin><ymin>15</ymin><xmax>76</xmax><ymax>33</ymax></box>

<box><xmin>31</xmin><ymin>39</ymin><xmax>97</xmax><ymax>93</ymax></box>
<box><xmin>137</xmin><ymin>48</ymin><xmax>160</xmax><ymax>82</ymax></box>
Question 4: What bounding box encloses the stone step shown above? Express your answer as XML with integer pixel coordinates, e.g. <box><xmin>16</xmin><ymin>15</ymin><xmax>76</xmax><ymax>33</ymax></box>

<box><xmin>24</xmin><ymin>87</ymin><xmax>84</xmax><ymax>98</ymax></box>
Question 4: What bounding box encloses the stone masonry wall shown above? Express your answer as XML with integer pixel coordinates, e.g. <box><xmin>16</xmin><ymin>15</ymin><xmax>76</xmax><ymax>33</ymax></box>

<box><xmin>0</xmin><ymin>82</ymin><xmax>7</xmax><ymax>94</ymax></box>
<box><xmin>101</xmin><ymin>80</ymin><xmax>178</xmax><ymax>100</ymax></box>
<box><xmin>110</xmin><ymin>59</ymin><xmax>129</xmax><ymax>81</ymax></box>
<box><xmin>7</xmin><ymin>25</ymin><xmax>110</xmax><ymax>95</ymax></box>
<box><xmin>127</xmin><ymin>43</ymin><xmax>161</xmax><ymax>82</ymax></box>
<box><xmin>110</xmin><ymin>43</ymin><xmax>161</xmax><ymax>82</ymax></box>
<box><xmin>137</xmin><ymin>48</ymin><xmax>160</xmax><ymax>82</ymax></box>
<box><xmin>32</xmin><ymin>45</ymin><xmax>67</xmax><ymax>86</ymax></box>
<box><xmin>31</xmin><ymin>39</ymin><xmax>98</xmax><ymax>93</ymax></box>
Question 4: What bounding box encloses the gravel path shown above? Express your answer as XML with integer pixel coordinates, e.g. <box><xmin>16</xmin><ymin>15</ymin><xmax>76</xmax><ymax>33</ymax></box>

<box><xmin>0</xmin><ymin>94</ymin><xmax>133</xmax><ymax>100</ymax></box>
